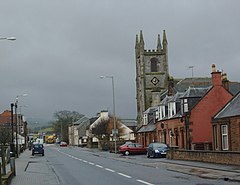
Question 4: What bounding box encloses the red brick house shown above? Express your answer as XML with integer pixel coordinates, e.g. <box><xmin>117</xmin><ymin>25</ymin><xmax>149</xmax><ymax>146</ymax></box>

<box><xmin>0</xmin><ymin>110</ymin><xmax>28</xmax><ymax>143</ymax></box>
<box><xmin>138</xmin><ymin>64</ymin><xmax>238</xmax><ymax>149</ymax></box>
<box><xmin>212</xmin><ymin>92</ymin><xmax>240</xmax><ymax>151</ymax></box>
<box><xmin>183</xmin><ymin>65</ymin><xmax>233</xmax><ymax>149</ymax></box>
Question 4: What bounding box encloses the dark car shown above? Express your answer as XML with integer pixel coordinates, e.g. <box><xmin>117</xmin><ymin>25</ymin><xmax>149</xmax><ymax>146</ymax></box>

<box><xmin>147</xmin><ymin>143</ymin><xmax>169</xmax><ymax>158</ymax></box>
<box><xmin>32</xmin><ymin>144</ymin><xmax>44</xmax><ymax>156</ymax></box>
<box><xmin>119</xmin><ymin>143</ymin><xmax>147</xmax><ymax>155</ymax></box>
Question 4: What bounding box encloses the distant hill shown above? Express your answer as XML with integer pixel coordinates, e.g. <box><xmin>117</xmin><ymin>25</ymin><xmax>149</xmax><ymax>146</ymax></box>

<box><xmin>27</xmin><ymin>117</ymin><xmax>53</xmax><ymax>129</ymax></box>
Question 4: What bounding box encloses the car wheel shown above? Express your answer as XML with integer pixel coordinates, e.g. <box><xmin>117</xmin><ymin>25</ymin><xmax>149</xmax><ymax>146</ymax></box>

<box><xmin>147</xmin><ymin>152</ymin><xmax>150</xmax><ymax>158</ymax></box>
<box><xmin>32</xmin><ymin>153</ymin><xmax>34</xmax><ymax>156</ymax></box>
<box><xmin>42</xmin><ymin>153</ymin><xmax>44</xmax><ymax>156</ymax></box>
<box><xmin>124</xmin><ymin>151</ymin><xmax>130</xmax><ymax>156</ymax></box>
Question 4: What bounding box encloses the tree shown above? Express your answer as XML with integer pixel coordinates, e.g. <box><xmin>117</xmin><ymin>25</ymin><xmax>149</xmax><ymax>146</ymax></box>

<box><xmin>0</xmin><ymin>124</ymin><xmax>11</xmax><ymax>175</ymax></box>
<box><xmin>91</xmin><ymin>116</ymin><xmax>125</xmax><ymax>150</ymax></box>
<box><xmin>52</xmin><ymin>110</ymin><xmax>84</xmax><ymax>143</ymax></box>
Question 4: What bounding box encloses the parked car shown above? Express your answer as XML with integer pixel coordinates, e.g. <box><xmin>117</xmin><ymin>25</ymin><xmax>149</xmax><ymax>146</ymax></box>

<box><xmin>119</xmin><ymin>143</ymin><xmax>147</xmax><ymax>155</ymax></box>
<box><xmin>32</xmin><ymin>143</ymin><xmax>44</xmax><ymax>156</ymax></box>
<box><xmin>147</xmin><ymin>143</ymin><xmax>169</xmax><ymax>158</ymax></box>
<box><xmin>60</xmin><ymin>142</ymin><xmax>68</xmax><ymax>147</ymax></box>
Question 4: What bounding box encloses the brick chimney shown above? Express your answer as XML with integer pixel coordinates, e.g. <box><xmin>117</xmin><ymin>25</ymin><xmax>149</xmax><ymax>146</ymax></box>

<box><xmin>222</xmin><ymin>73</ymin><xmax>229</xmax><ymax>91</ymax></box>
<box><xmin>211</xmin><ymin>64</ymin><xmax>222</xmax><ymax>86</ymax></box>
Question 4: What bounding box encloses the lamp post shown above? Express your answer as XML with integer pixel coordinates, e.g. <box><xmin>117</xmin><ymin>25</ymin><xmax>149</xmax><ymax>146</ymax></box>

<box><xmin>1</xmin><ymin>36</ymin><xmax>16</xmax><ymax>156</ymax></box>
<box><xmin>61</xmin><ymin>120</ymin><xmax>63</xmax><ymax>142</ymax></box>
<box><xmin>14</xmin><ymin>94</ymin><xmax>28</xmax><ymax>158</ymax></box>
<box><xmin>10</xmin><ymin>103</ymin><xmax>15</xmax><ymax>157</ymax></box>
<box><xmin>100</xmin><ymin>75</ymin><xmax>117</xmax><ymax>154</ymax></box>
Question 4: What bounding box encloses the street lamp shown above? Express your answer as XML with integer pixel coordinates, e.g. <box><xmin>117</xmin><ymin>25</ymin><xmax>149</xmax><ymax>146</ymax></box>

<box><xmin>10</xmin><ymin>103</ymin><xmax>15</xmax><ymax>157</ymax></box>
<box><xmin>100</xmin><ymin>75</ymin><xmax>117</xmax><ymax>154</ymax></box>
<box><xmin>14</xmin><ymin>94</ymin><xmax>28</xmax><ymax>158</ymax></box>
<box><xmin>0</xmin><ymin>37</ymin><xmax>16</xmax><ymax>41</ymax></box>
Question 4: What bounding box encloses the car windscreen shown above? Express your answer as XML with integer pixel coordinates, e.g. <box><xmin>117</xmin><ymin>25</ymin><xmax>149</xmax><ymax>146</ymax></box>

<box><xmin>152</xmin><ymin>143</ymin><xmax>167</xmax><ymax>149</ymax></box>
<box><xmin>33</xmin><ymin>144</ymin><xmax>43</xmax><ymax>148</ymax></box>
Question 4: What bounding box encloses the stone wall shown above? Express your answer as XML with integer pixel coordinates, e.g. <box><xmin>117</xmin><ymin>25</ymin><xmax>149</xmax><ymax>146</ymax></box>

<box><xmin>167</xmin><ymin>149</ymin><xmax>240</xmax><ymax>165</ymax></box>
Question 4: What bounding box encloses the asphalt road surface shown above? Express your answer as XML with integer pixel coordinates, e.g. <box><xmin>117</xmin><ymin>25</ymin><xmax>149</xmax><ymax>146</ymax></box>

<box><xmin>43</xmin><ymin>145</ymin><xmax>239</xmax><ymax>185</ymax></box>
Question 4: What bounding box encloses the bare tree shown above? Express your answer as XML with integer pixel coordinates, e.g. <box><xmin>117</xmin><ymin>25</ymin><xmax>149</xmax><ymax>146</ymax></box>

<box><xmin>52</xmin><ymin>110</ymin><xmax>84</xmax><ymax>143</ymax></box>
<box><xmin>91</xmin><ymin>116</ymin><xmax>125</xmax><ymax>150</ymax></box>
<box><xmin>0</xmin><ymin>124</ymin><xmax>11</xmax><ymax>175</ymax></box>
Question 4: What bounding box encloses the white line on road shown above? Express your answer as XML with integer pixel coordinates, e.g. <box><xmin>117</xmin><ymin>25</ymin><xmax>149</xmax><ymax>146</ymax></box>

<box><xmin>136</xmin><ymin>179</ymin><xmax>154</xmax><ymax>185</ymax></box>
<box><xmin>105</xmin><ymin>168</ymin><xmax>115</xmax><ymax>173</ymax></box>
<box><xmin>95</xmin><ymin>165</ymin><xmax>103</xmax><ymax>168</ymax></box>
<box><xmin>83</xmin><ymin>160</ymin><xmax>88</xmax><ymax>163</ymax></box>
<box><xmin>118</xmin><ymin>173</ymin><xmax>132</xmax><ymax>178</ymax></box>
<box><xmin>88</xmin><ymin>162</ymin><xmax>95</xmax><ymax>165</ymax></box>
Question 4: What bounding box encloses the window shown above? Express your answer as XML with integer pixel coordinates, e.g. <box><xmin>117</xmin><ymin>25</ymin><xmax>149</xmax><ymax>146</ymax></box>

<box><xmin>155</xmin><ymin>107</ymin><xmax>159</xmax><ymax>120</ymax></box>
<box><xmin>183</xmin><ymin>99</ymin><xmax>188</xmax><ymax>113</ymax></box>
<box><xmin>213</xmin><ymin>125</ymin><xmax>218</xmax><ymax>150</ymax></box>
<box><xmin>221</xmin><ymin>125</ymin><xmax>228</xmax><ymax>150</ymax></box>
<box><xmin>150</xmin><ymin>58</ymin><xmax>158</xmax><ymax>72</ymax></box>
<box><xmin>143</xmin><ymin>113</ymin><xmax>148</xmax><ymax>125</ymax></box>
<box><xmin>160</xmin><ymin>105</ymin><xmax>165</xmax><ymax>119</ymax></box>
<box><xmin>168</xmin><ymin>102</ymin><xmax>176</xmax><ymax>118</ymax></box>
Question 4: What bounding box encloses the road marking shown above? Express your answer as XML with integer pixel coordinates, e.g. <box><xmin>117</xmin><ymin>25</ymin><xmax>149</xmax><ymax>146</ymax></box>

<box><xmin>96</xmin><ymin>165</ymin><xmax>103</xmax><ymax>168</ymax></box>
<box><xmin>83</xmin><ymin>160</ymin><xmax>88</xmax><ymax>163</ymax></box>
<box><xmin>118</xmin><ymin>173</ymin><xmax>132</xmax><ymax>178</ymax></box>
<box><xmin>136</xmin><ymin>179</ymin><xmax>154</xmax><ymax>185</ymax></box>
<box><xmin>105</xmin><ymin>168</ymin><xmax>115</xmax><ymax>173</ymax></box>
<box><xmin>89</xmin><ymin>162</ymin><xmax>95</xmax><ymax>165</ymax></box>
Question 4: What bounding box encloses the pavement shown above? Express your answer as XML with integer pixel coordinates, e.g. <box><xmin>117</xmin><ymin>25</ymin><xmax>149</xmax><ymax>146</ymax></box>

<box><xmin>8</xmin><ymin>149</ymin><xmax>60</xmax><ymax>185</ymax></box>
<box><xmin>6</xmin><ymin>146</ymin><xmax>240</xmax><ymax>184</ymax></box>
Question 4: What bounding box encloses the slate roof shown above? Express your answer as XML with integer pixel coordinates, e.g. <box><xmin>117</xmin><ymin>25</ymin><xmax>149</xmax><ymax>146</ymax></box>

<box><xmin>229</xmin><ymin>82</ymin><xmax>240</xmax><ymax>95</ymax></box>
<box><xmin>160</xmin><ymin>95</ymin><xmax>173</xmax><ymax>105</ymax></box>
<box><xmin>214</xmin><ymin>92</ymin><xmax>240</xmax><ymax>119</ymax></box>
<box><xmin>137</xmin><ymin>123</ymin><xmax>156</xmax><ymax>133</ymax></box>
<box><xmin>169</xmin><ymin>92</ymin><xmax>184</xmax><ymax>102</ymax></box>
<box><xmin>120</xmin><ymin>119</ymin><xmax>137</xmax><ymax>127</ymax></box>
<box><xmin>144</xmin><ymin>107</ymin><xmax>157</xmax><ymax>114</ymax></box>
<box><xmin>181</xmin><ymin>87</ymin><xmax>210</xmax><ymax>98</ymax></box>
<box><xmin>174</xmin><ymin>77</ymin><xmax>212</xmax><ymax>93</ymax></box>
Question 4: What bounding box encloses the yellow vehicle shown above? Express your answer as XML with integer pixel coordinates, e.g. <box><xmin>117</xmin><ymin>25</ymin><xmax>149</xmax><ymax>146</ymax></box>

<box><xmin>45</xmin><ymin>135</ymin><xmax>56</xmax><ymax>144</ymax></box>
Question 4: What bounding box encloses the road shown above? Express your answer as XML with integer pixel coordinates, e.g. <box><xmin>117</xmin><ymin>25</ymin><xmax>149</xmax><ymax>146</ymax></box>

<box><xmin>42</xmin><ymin>145</ymin><xmax>239</xmax><ymax>185</ymax></box>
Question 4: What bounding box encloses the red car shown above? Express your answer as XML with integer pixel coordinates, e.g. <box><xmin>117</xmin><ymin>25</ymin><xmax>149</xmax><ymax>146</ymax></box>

<box><xmin>119</xmin><ymin>143</ymin><xmax>147</xmax><ymax>155</ymax></box>
<box><xmin>60</xmin><ymin>142</ymin><xmax>67</xmax><ymax>147</ymax></box>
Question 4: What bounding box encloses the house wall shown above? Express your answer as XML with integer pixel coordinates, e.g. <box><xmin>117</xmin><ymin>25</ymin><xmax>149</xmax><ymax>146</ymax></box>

<box><xmin>137</xmin><ymin>131</ymin><xmax>156</xmax><ymax>147</ymax></box>
<box><xmin>156</xmin><ymin>118</ymin><xmax>185</xmax><ymax>148</ymax></box>
<box><xmin>167</xmin><ymin>149</ymin><xmax>240</xmax><ymax>165</ymax></box>
<box><xmin>213</xmin><ymin>116</ymin><xmax>240</xmax><ymax>151</ymax></box>
<box><xmin>229</xmin><ymin>117</ymin><xmax>240</xmax><ymax>151</ymax></box>
<box><xmin>190</xmin><ymin>86</ymin><xmax>232</xmax><ymax>148</ymax></box>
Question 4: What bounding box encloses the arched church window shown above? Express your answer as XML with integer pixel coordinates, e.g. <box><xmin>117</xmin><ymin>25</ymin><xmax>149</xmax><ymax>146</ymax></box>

<box><xmin>150</xmin><ymin>58</ymin><xmax>158</xmax><ymax>72</ymax></box>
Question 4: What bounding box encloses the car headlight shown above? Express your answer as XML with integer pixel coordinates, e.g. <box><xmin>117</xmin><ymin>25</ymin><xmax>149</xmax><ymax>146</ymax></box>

<box><xmin>154</xmin><ymin>149</ymin><xmax>160</xmax><ymax>153</ymax></box>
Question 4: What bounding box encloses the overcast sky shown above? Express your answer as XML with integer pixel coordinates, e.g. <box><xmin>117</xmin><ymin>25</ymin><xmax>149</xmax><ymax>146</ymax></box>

<box><xmin>0</xmin><ymin>0</ymin><xmax>239</xmax><ymax>123</ymax></box>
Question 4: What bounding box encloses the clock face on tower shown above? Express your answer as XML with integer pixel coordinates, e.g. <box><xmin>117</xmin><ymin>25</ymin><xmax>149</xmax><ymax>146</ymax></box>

<box><xmin>151</xmin><ymin>77</ymin><xmax>159</xmax><ymax>85</ymax></box>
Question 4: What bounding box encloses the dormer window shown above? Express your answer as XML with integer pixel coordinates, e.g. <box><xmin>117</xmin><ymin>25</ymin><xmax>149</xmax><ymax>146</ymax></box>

<box><xmin>143</xmin><ymin>113</ymin><xmax>148</xmax><ymax>125</ymax></box>
<box><xmin>156</xmin><ymin>107</ymin><xmax>159</xmax><ymax>120</ymax></box>
<box><xmin>183</xmin><ymin>98</ymin><xmax>188</xmax><ymax>113</ymax></box>
<box><xmin>168</xmin><ymin>102</ymin><xmax>176</xmax><ymax>118</ymax></box>
<box><xmin>160</xmin><ymin>105</ymin><xmax>165</xmax><ymax>119</ymax></box>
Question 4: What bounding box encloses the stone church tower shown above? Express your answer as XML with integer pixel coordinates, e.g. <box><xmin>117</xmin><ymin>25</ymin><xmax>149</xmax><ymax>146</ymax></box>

<box><xmin>135</xmin><ymin>30</ymin><xmax>169</xmax><ymax>127</ymax></box>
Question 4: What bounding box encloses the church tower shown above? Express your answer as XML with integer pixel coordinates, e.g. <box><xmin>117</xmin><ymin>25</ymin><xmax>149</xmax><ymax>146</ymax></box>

<box><xmin>135</xmin><ymin>30</ymin><xmax>169</xmax><ymax>127</ymax></box>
